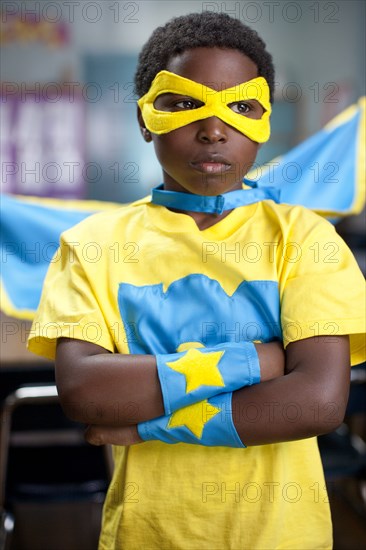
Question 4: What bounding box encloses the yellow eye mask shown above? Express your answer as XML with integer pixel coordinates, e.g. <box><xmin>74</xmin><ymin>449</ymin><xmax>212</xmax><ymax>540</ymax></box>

<box><xmin>138</xmin><ymin>70</ymin><xmax>271</xmax><ymax>143</ymax></box>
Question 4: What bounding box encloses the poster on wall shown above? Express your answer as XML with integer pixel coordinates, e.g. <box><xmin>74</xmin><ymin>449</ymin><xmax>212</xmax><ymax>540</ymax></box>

<box><xmin>1</xmin><ymin>91</ymin><xmax>86</xmax><ymax>198</ymax></box>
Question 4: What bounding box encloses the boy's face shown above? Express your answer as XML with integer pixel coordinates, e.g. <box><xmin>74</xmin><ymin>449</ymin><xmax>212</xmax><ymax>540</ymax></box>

<box><xmin>138</xmin><ymin>47</ymin><xmax>262</xmax><ymax>196</ymax></box>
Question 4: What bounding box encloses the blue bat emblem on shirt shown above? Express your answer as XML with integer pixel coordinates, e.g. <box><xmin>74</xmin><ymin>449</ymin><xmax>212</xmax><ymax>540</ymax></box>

<box><xmin>118</xmin><ymin>274</ymin><xmax>281</xmax><ymax>354</ymax></box>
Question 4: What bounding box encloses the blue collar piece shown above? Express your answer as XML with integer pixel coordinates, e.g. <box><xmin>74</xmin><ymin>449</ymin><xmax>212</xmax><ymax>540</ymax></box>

<box><xmin>151</xmin><ymin>180</ymin><xmax>280</xmax><ymax>214</ymax></box>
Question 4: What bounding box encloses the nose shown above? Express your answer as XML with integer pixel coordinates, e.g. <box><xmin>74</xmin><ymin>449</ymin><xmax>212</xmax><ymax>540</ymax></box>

<box><xmin>196</xmin><ymin>116</ymin><xmax>228</xmax><ymax>143</ymax></box>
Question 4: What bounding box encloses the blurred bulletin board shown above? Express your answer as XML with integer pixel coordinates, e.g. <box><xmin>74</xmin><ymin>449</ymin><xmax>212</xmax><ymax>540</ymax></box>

<box><xmin>0</xmin><ymin>89</ymin><xmax>86</xmax><ymax>198</ymax></box>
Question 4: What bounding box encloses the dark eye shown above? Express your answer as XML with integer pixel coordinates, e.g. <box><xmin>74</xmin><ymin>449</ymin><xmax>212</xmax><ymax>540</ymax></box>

<box><xmin>154</xmin><ymin>94</ymin><xmax>204</xmax><ymax>112</ymax></box>
<box><xmin>229</xmin><ymin>102</ymin><xmax>251</xmax><ymax>114</ymax></box>
<box><xmin>174</xmin><ymin>99</ymin><xmax>198</xmax><ymax>110</ymax></box>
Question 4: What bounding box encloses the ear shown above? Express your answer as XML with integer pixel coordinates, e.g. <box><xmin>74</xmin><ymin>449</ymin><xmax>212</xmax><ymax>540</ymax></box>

<box><xmin>137</xmin><ymin>106</ymin><xmax>152</xmax><ymax>143</ymax></box>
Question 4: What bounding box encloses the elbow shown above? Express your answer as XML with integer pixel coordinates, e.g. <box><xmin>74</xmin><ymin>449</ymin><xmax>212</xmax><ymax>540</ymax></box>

<box><xmin>55</xmin><ymin>363</ymin><xmax>92</xmax><ymax>424</ymax></box>
<box><xmin>57</xmin><ymin>384</ymin><xmax>86</xmax><ymax>423</ymax></box>
<box><xmin>305</xmin><ymin>386</ymin><xmax>349</xmax><ymax>436</ymax></box>
<box><xmin>55</xmin><ymin>339</ymin><xmax>109</xmax><ymax>424</ymax></box>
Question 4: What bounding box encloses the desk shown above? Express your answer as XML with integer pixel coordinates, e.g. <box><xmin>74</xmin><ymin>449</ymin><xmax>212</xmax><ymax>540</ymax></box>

<box><xmin>1</xmin><ymin>312</ymin><xmax>54</xmax><ymax>402</ymax></box>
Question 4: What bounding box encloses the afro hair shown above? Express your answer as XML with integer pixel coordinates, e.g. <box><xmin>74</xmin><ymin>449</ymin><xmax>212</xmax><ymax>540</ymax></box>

<box><xmin>134</xmin><ymin>12</ymin><xmax>275</xmax><ymax>102</ymax></box>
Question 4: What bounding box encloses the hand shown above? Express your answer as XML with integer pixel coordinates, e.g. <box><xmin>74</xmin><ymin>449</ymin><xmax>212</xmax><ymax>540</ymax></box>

<box><xmin>85</xmin><ymin>424</ymin><xmax>143</xmax><ymax>446</ymax></box>
<box><xmin>255</xmin><ymin>341</ymin><xmax>285</xmax><ymax>381</ymax></box>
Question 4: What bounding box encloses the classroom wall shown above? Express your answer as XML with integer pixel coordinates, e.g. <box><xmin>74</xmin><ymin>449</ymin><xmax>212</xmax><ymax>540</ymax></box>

<box><xmin>1</xmin><ymin>0</ymin><xmax>365</xmax><ymax>202</ymax></box>
<box><xmin>2</xmin><ymin>0</ymin><xmax>364</xmax><ymax>127</ymax></box>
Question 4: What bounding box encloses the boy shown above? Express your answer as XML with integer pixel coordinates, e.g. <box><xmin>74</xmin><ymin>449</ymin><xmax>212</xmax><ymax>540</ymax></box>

<box><xmin>28</xmin><ymin>12</ymin><xmax>365</xmax><ymax>549</ymax></box>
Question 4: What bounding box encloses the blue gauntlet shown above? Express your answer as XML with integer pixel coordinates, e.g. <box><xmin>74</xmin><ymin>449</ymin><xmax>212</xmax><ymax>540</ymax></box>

<box><xmin>137</xmin><ymin>392</ymin><xmax>245</xmax><ymax>448</ymax></box>
<box><xmin>156</xmin><ymin>341</ymin><xmax>260</xmax><ymax>414</ymax></box>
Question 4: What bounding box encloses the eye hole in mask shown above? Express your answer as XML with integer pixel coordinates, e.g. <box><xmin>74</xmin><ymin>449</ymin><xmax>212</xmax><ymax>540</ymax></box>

<box><xmin>138</xmin><ymin>71</ymin><xmax>272</xmax><ymax>142</ymax></box>
<box><xmin>154</xmin><ymin>94</ymin><xmax>265</xmax><ymax>120</ymax></box>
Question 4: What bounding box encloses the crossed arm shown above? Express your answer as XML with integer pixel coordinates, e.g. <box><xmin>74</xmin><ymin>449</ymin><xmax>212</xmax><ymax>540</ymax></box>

<box><xmin>55</xmin><ymin>335</ymin><xmax>351</xmax><ymax>447</ymax></box>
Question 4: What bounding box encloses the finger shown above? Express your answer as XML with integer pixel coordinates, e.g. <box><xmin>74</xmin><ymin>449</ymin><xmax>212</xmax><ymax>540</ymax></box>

<box><xmin>85</xmin><ymin>424</ymin><xmax>105</xmax><ymax>445</ymax></box>
<box><xmin>85</xmin><ymin>424</ymin><xmax>143</xmax><ymax>446</ymax></box>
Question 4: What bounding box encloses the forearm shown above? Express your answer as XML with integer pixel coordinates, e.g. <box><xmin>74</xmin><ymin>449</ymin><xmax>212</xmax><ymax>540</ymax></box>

<box><xmin>232</xmin><ymin>336</ymin><xmax>351</xmax><ymax>445</ymax></box>
<box><xmin>56</xmin><ymin>338</ymin><xmax>283</xmax><ymax>426</ymax></box>
<box><xmin>231</xmin><ymin>372</ymin><xmax>346</xmax><ymax>446</ymax></box>
<box><xmin>56</xmin><ymin>344</ymin><xmax>164</xmax><ymax>425</ymax></box>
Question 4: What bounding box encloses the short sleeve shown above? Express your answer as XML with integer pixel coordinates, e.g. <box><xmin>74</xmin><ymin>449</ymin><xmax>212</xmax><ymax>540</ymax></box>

<box><xmin>280</xmin><ymin>222</ymin><xmax>365</xmax><ymax>366</ymax></box>
<box><xmin>27</xmin><ymin>233</ymin><xmax>115</xmax><ymax>360</ymax></box>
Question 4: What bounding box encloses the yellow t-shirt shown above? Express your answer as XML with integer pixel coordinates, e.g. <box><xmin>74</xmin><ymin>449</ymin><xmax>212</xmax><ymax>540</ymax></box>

<box><xmin>28</xmin><ymin>197</ymin><xmax>365</xmax><ymax>549</ymax></box>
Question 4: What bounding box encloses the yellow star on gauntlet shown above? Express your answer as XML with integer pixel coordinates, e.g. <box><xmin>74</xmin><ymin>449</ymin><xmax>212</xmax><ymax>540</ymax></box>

<box><xmin>166</xmin><ymin>348</ymin><xmax>225</xmax><ymax>393</ymax></box>
<box><xmin>156</xmin><ymin>341</ymin><xmax>259</xmax><ymax>415</ymax></box>
<box><xmin>167</xmin><ymin>400</ymin><xmax>221</xmax><ymax>439</ymax></box>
